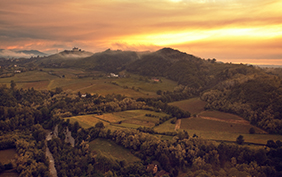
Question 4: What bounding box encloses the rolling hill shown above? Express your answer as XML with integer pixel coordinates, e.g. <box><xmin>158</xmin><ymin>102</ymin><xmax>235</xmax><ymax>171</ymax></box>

<box><xmin>1</xmin><ymin>47</ymin><xmax>282</xmax><ymax>134</ymax></box>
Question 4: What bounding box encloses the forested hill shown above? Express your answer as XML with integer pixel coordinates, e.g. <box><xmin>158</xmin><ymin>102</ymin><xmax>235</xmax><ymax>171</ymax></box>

<box><xmin>32</xmin><ymin>49</ymin><xmax>139</xmax><ymax>71</ymax></box>
<box><xmin>126</xmin><ymin>47</ymin><xmax>259</xmax><ymax>89</ymax></box>
<box><xmin>71</xmin><ymin>49</ymin><xmax>139</xmax><ymax>72</ymax></box>
<box><xmin>125</xmin><ymin>48</ymin><xmax>282</xmax><ymax>134</ymax></box>
<box><xmin>34</xmin><ymin>49</ymin><xmax>93</xmax><ymax>66</ymax></box>
<box><xmin>9</xmin><ymin>47</ymin><xmax>282</xmax><ymax>134</ymax></box>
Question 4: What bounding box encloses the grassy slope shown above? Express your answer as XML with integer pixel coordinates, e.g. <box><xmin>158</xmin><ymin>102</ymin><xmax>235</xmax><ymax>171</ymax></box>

<box><xmin>97</xmin><ymin>110</ymin><xmax>169</xmax><ymax>129</ymax></box>
<box><xmin>170</xmin><ymin>98</ymin><xmax>282</xmax><ymax>144</ymax></box>
<box><xmin>181</xmin><ymin>117</ymin><xmax>264</xmax><ymax>134</ymax></box>
<box><xmin>154</xmin><ymin>119</ymin><xmax>176</xmax><ymax>133</ymax></box>
<box><xmin>198</xmin><ymin>110</ymin><xmax>243</xmax><ymax>120</ymax></box>
<box><xmin>0</xmin><ymin>71</ymin><xmax>58</xmax><ymax>89</ymax></box>
<box><xmin>169</xmin><ymin>97</ymin><xmax>206</xmax><ymax>115</ymax></box>
<box><xmin>64</xmin><ymin>115</ymin><xmax>110</xmax><ymax>129</ymax></box>
<box><xmin>114</xmin><ymin>74</ymin><xmax>178</xmax><ymax>95</ymax></box>
<box><xmin>89</xmin><ymin>138</ymin><xmax>140</xmax><ymax>164</ymax></box>
<box><xmin>65</xmin><ymin>110</ymin><xmax>169</xmax><ymax>130</ymax></box>
<box><xmin>0</xmin><ymin>68</ymin><xmax>177</xmax><ymax>98</ymax></box>
<box><xmin>4</xmin><ymin>70</ymin><xmax>282</xmax><ymax>145</ymax></box>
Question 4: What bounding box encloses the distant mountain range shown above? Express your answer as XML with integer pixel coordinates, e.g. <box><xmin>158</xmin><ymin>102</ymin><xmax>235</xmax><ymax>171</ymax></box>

<box><xmin>0</xmin><ymin>49</ymin><xmax>47</xmax><ymax>58</ymax></box>
<box><xmin>16</xmin><ymin>50</ymin><xmax>47</xmax><ymax>56</ymax></box>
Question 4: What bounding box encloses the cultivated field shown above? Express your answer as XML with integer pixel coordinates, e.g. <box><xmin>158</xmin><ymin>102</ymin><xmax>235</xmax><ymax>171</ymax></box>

<box><xmin>0</xmin><ymin>68</ymin><xmax>177</xmax><ymax>98</ymax></box>
<box><xmin>169</xmin><ymin>98</ymin><xmax>282</xmax><ymax>144</ymax></box>
<box><xmin>169</xmin><ymin>97</ymin><xmax>206</xmax><ymax>115</ymax></box>
<box><xmin>89</xmin><ymin>138</ymin><xmax>140</xmax><ymax>164</ymax></box>
<box><xmin>113</xmin><ymin>74</ymin><xmax>178</xmax><ymax>96</ymax></box>
<box><xmin>64</xmin><ymin>115</ymin><xmax>110</xmax><ymax>129</ymax></box>
<box><xmin>0</xmin><ymin>172</ymin><xmax>19</xmax><ymax>177</ymax></box>
<box><xmin>65</xmin><ymin>110</ymin><xmax>169</xmax><ymax>130</ymax></box>
<box><xmin>181</xmin><ymin>117</ymin><xmax>264</xmax><ymax>134</ymax></box>
<box><xmin>180</xmin><ymin>115</ymin><xmax>282</xmax><ymax>144</ymax></box>
<box><xmin>154</xmin><ymin>119</ymin><xmax>176</xmax><ymax>133</ymax></box>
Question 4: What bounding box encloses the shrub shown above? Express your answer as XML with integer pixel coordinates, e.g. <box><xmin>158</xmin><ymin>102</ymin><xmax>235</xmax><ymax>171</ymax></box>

<box><xmin>249</xmin><ymin>127</ymin><xmax>255</xmax><ymax>134</ymax></box>
<box><xmin>236</xmin><ymin>135</ymin><xmax>244</xmax><ymax>145</ymax></box>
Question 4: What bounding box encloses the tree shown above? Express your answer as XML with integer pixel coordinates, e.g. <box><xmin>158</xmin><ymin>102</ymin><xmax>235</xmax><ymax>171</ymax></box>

<box><xmin>236</xmin><ymin>135</ymin><xmax>244</xmax><ymax>145</ymax></box>
<box><xmin>95</xmin><ymin>121</ymin><xmax>105</xmax><ymax>129</ymax></box>
<box><xmin>10</xmin><ymin>80</ymin><xmax>16</xmax><ymax>90</ymax></box>
<box><xmin>55</xmin><ymin>87</ymin><xmax>63</xmax><ymax>94</ymax></box>
<box><xmin>156</xmin><ymin>90</ymin><xmax>162</xmax><ymax>95</ymax></box>
<box><xmin>276</xmin><ymin>140</ymin><xmax>282</xmax><ymax>148</ymax></box>
<box><xmin>0</xmin><ymin>162</ymin><xmax>4</xmax><ymax>173</ymax></box>
<box><xmin>159</xmin><ymin>154</ymin><xmax>170</xmax><ymax>171</ymax></box>
<box><xmin>249</xmin><ymin>127</ymin><xmax>255</xmax><ymax>134</ymax></box>
<box><xmin>266</xmin><ymin>140</ymin><xmax>277</xmax><ymax>148</ymax></box>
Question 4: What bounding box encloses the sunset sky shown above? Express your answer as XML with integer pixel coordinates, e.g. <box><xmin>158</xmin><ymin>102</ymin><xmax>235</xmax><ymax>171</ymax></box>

<box><xmin>1</xmin><ymin>0</ymin><xmax>282</xmax><ymax>65</ymax></box>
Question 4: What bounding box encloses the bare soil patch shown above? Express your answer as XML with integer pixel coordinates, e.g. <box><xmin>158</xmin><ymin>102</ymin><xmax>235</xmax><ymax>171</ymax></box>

<box><xmin>199</xmin><ymin>116</ymin><xmax>250</xmax><ymax>125</ymax></box>
<box><xmin>175</xmin><ymin>119</ymin><xmax>181</xmax><ymax>130</ymax></box>
<box><xmin>0</xmin><ymin>171</ymin><xmax>19</xmax><ymax>177</ymax></box>
<box><xmin>0</xmin><ymin>149</ymin><xmax>17</xmax><ymax>164</ymax></box>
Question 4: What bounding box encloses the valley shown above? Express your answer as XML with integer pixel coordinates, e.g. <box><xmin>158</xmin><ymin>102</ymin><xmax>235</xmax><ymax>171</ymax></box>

<box><xmin>1</xmin><ymin>47</ymin><xmax>282</xmax><ymax>176</ymax></box>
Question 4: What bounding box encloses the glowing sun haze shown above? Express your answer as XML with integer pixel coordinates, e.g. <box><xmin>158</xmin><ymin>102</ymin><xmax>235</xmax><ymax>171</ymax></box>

<box><xmin>1</xmin><ymin>0</ymin><xmax>282</xmax><ymax>64</ymax></box>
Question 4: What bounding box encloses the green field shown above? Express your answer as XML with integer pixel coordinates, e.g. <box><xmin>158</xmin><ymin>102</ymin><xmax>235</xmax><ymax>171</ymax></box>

<box><xmin>181</xmin><ymin>117</ymin><xmax>264</xmax><ymax>134</ymax></box>
<box><xmin>98</xmin><ymin>110</ymin><xmax>169</xmax><ymax>129</ymax></box>
<box><xmin>169</xmin><ymin>97</ymin><xmax>206</xmax><ymax>115</ymax></box>
<box><xmin>0</xmin><ymin>68</ymin><xmax>177</xmax><ymax>98</ymax></box>
<box><xmin>180</xmin><ymin>116</ymin><xmax>282</xmax><ymax>144</ymax></box>
<box><xmin>5</xmin><ymin>70</ymin><xmax>282</xmax><ymax>146</ymax></box>
<box><xmin>65</xmin><ymin>110</ymin><xmax>169</xmax><ymax>130</ymax></box>
<box><xmin>154</xmin><ymin>119</ymin><xmax>176</xmax><ymax>133</ymax></box>
<box><xmin>198</xmin><ymin>110</ymin><xmax>242</xmax><ymax>120</ymax></box>
<box><xmin>169</xmin><ymin>98</ymin><xmax>282</xmax><ymax>145</ymax></box>
<box><xmin>0</xmin><ymin>70</ymin><xmax>57</xmax><ymax>89</ymax></box>
<box><xmin>89</xmin><ymin>138</ymin><xmax>140</xmax><ymax>164</ymax></box>
<box><xmin>113</xmin><ymin>74</ymin><xmax>178</xmax><ymax>96</ymax></box>
<box><xmin>183</xmin><ymin>128</ymin><xmax>282</xmax><ymax>145</ymax></box>
<box><xmin>64</xmin><ymin>115</ymin><xmax>110</xmax><ymax>129</ymax></box>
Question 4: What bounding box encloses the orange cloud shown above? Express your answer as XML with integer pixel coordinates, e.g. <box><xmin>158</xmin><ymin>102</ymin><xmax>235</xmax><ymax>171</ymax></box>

<box><xmin>0</xmin><ymin>0</ymin><xmax>282</xmax><ymax>63</ymax></box>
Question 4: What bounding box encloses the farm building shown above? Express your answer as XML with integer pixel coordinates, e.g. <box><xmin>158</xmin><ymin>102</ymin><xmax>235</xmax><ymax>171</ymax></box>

<box><xmin>110</xmin><ymin>73</ymin><xmax>119</xmax><ymax>77</ymax></box>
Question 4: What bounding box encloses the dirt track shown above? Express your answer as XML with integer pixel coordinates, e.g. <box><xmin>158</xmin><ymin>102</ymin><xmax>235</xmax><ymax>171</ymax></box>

<box><xmin>199</xmin><ymin>116</ymin><xmax>250</xmax><ymax>125</ymax></box>
<box><xmin>45</xmin><ymin>131</ymin><xmax>58</xmax><ymax>177</ymax></box>
<box><xmin>175</xmin><ymin>119</ymin><xmax>181</xmax><ymax>130</ymax></box>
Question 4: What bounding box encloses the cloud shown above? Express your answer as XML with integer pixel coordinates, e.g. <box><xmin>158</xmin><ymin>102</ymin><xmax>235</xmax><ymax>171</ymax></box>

<box><xmin>110</xmin><ymin>42</ymin><xmax>160</xmax><ymax>51</ymax></box>
<box><xmin>0</xmin><ymin>0</ymin><xmax>281</xmax><ymax>61</ymax></box>
<box><xmin>0</xmin><ymin>49</ymin><xmax>37</xmax><ymax>58</ymax></box>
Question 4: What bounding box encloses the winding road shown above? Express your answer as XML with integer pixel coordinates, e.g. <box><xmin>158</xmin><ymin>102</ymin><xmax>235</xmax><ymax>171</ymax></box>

<box><xmin>45</xmin><ymin>130</ymin><xmax>58</xmax><ymax>177</ymax></box>
<box><xmin>45</xmin><ymin>124</ymin><xmax>75</xmax><ymax>177</ymax></box>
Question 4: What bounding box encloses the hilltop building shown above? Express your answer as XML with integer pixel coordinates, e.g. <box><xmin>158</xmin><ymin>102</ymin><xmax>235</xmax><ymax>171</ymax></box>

<box><xmin>72</xmin><ymin>47</ymin><xmax>81</xmax><ymax>52</ymax></box>
<box><xmin>72</xmin><ymin>47</ymin><xmax>79</xmax><ymax>51</ymax></box>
